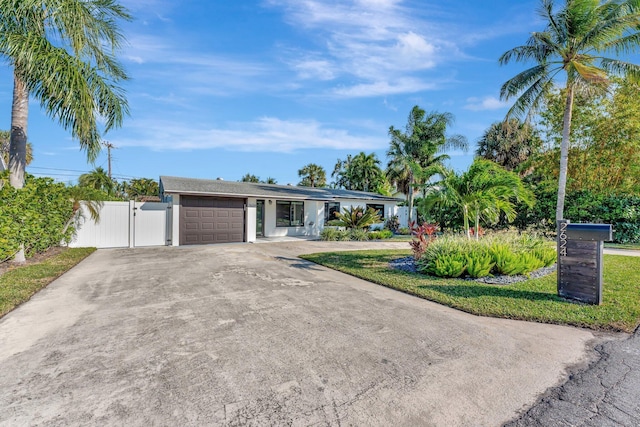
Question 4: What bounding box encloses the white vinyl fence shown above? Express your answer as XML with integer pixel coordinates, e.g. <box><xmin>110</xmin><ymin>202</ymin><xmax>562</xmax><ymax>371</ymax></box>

<box><xmin>394</xmin><ymin>206</ymin><xmax>417</xmax><ymax>228</ymax></box>
<box><xmin>69</xmin><ymin>201</ymin><xmax>171</xmax><ymax>248</ymax></box>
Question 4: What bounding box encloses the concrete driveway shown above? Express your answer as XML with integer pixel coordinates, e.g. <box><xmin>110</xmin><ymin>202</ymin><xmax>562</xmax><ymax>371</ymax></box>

<box><xmin>0</xmin><ymin>242</ymin><xmax>617</xmax><ymax>426</ymax></box>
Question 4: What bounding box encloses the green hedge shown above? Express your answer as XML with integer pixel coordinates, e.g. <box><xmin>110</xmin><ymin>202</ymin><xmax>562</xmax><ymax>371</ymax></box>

<box><xmin>515</xmin><ymin>188</ymin><xmax>640</xmax><ymax>243</ymax></box>
<box><xmin>0</xmin><ymin>175</ymin><xmax>73</xmax><ymax>261</ymax></box>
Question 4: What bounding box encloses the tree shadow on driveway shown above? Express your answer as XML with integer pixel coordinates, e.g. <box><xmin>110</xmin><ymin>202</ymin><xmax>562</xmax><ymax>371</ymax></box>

<box><xmin>274</xmin><ymin>256</ymin><xmax>325</xmax><ymax>271</ymax></box>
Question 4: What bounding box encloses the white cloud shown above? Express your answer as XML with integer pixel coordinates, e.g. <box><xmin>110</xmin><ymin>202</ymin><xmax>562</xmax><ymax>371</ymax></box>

<box><xmin>291</xmin><ymin>58</ymin><xmax>336</xmax><ymax>81</ymax></box>
<box><xmin>333</xmin><ymin>78</ymin><xmax>437</xmax><ymax>97</ymax></box>
<box><xmin>266</xmin><ymin>0</ymin><xmax>455</xmax><ymax>97</ymax></box>
<box><xmin>115</xmin><ymin>117</ymin><xmax>386</xmax><ymax>153</ymax></box>
<box><xmin>464</xmin><ymin>96</ymin><xmax>509</xmax><ymax>111</ymax></box>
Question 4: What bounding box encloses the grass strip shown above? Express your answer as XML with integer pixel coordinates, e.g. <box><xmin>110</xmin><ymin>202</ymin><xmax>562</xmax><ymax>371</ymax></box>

<box><xmin>0</xmin><ymin>247</ymin><xmax>96</xmax><ymax>318</ymax></box>
<box><xmin>300</xmin><ymin>249</ymin><xmax>640</xmax><ymax>333</ymax></box>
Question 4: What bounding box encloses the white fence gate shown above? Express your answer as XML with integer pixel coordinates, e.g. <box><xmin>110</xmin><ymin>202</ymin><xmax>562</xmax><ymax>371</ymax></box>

<box><xmin>69</xmin><ymin>201</ymin><xmax>170</xmax><ymax>248</ymax></box>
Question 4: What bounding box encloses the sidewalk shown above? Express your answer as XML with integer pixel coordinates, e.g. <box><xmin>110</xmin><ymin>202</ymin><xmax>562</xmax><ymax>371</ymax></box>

<box><xmin>604</xmin><ymin>248</ymin><xmax>640</xmax><ymax>257</ymax></box>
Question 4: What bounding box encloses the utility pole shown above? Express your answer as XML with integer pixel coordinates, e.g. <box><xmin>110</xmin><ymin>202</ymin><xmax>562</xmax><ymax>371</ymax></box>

<box><xmin>103</xmin><ymin>141</ymin><xmax>117</xmax><ymax>179</ymax></box>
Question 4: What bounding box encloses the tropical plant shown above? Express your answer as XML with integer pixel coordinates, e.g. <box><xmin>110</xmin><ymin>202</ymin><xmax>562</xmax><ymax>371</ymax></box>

<box><xmin>320</xmin><ymin>227</ymin><xmax>349</xmax><ymax>241</ymax></box>
<box><xmin>331</xmin><ymin>154</ymin><xmax>353</xmax><ymax>189</ymax></box>
<box><xmin>499</xmin><ymin>0</ymin><xmax>640</xmax><ymax>220</ymax></box>
<box><xmin>331</xmin><ymin>152</ymin><xmax>385</xmax><ymax>193</ymax></box>
<box><xmin>0</xmin><ymin>129</ymin><xmax>33</xmax><ymax>169</ymax></box>
<box><xmin>387</xmin><ymin>106</ymin><xmax>468</xmax><ymax>223</ymax></box>
<box><xmin>329</xmin><ymin>206</ymin><xmax>382</xmax><ymax>229</ymax></box>
<box><xmin>240</xmin><ymin>173</ymin><xmax>260</xmax><ymax>183</ymax></box>
<box><xmin>298</xmin><ymin>163</ymin><xmax>327</xmax><ymax>187</ymax></box>
<box><xmin>119</xmin><ymin>178</ymin><xmax>158</xmax><ymax>200</ymax></box>
<box><xmin>348</xmin><ymin>152</ymin><xmax>384</xmax><ymax>192</ymax></box>
<box><xmin>385</xmin><ymin>215</ymin><xmax>400</xmax><ymax>233</ymax></box>
<box><xmin>264</xmin><ymin>177</ymin><xmax>278</xmax><ymax>184</ymax></box>
<box><xmin>409</xmin><ymin>221</ymin><xmax>438</xmax><ymax>260</ymax></box>
<box><xmin>349</xmin><ymin>228</ymin><xmax>370</xmax><ymax>241</ymax></box>
<box><xmin>415</xmin><ymin>232</ymin><xmax>555</xmax><ymax>278</ymax></box>
<box><xmin>537</xmin><ymin>78</ymin><xmax>640</xmax><ymax>194</ymax></box>
<box><xmin>476</xmin><ymin>119</ymin><xmax>542</xmax><ymax>175</ymax></box>
<box><xmin>78</xmin><ymin>167</ymin><xmax>114</xmax><ymax>195</ymax></box>
<box><xmin>61</xmin><ymin>185</ymin><xmax>104</xmax><ymax>235</ymax></box>
<box><xmin>421</xmin><ymin>159</ymin><xmax>534</xmax><ymax>239</ymax></box>
<box><xmin>465</xmin><ymin>249</ymin><xmax>495</xmax><ymax>278</ymax></box>
<box><xmin>1</xmin><ymin>0</ymin><xmax>131</xmax><ymax>189</ymax></box>
<box><xmin>368</xmin><ymin>229</ymin><xmax>394</xmax><ymax>240</ymax></box>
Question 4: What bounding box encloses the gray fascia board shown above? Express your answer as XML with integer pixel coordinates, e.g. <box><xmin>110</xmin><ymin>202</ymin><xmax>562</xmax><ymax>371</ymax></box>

<box><xmin>163</xmin><ymin>189</ymin><xmax>332</xmax><ymax>201</ymax></box>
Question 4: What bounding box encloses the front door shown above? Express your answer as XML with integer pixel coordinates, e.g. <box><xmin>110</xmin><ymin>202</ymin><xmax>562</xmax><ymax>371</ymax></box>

<box><xmin>256</xmin><ymin>200</ymin><xmax>265</xmax><ymax>237</ymax></box>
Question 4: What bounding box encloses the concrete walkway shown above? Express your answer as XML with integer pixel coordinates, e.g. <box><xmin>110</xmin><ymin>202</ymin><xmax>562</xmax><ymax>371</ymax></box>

<box><xmin>604</xmin><ymin>248</ymin><xmax>640</xmax><ymax>257</ymax></box>
<box><xmin>0</xmin><ymin>241</ymin><xmax>622</xmax><ymax>426</ymax></box>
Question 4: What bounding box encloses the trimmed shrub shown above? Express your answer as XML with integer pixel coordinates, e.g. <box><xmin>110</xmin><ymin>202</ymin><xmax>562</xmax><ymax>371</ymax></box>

<box><xmin>416</xmin><ymin>231</ymin><xmax>555</xmax><ymax>279</ymax></box>
<box><xmin>384</xmin><ymin>215</ymin><xmax>400</xmax><ymax>233</ymax></box>
<box><xmin>0</xmin><ymin>175</ymin><xmax>74</xmax><ymax>261</ymax></box>
<box><xmin>349</xmin><ymin>228</ymin><xmax>369</xmax><ymax>241</ymax></box>
<box><xmin>369</xmin><ymin>229</ymin><xmax>393</xmax><ymax>240</ymax></box>
<box><xmin>531</xmin><ymin>246</ymin><xmax>557</xmax><ymax>267</ymax></box>
<box><xmin>431</xmin><ymin>253</ymin><xmax>467</xmax><ymax>278</ymax></box>
<box><xmin>465</xmin><ymin>249</ymin><xmax>495</xmax><ymax>278</ymax></box>
<box><xmin>397</xmin><ymin>227</ymin><xmax>411</xmax><ymax>235</ymax></box>
<box><xmin>320</xmin><ymin>227</ymin><xmax>341</xmax><ymax>241</ymax></box>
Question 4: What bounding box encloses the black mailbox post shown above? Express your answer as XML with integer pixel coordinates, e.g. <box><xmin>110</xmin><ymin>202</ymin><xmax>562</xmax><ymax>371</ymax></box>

<box><xmin>557</xmin><ymin>220</ymin><xmax>613</xmax><ymax>305</ymax></box>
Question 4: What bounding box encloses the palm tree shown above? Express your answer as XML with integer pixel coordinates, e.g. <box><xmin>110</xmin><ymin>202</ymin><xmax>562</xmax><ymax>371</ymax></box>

<box><xmin>1</xmin><ymin>0</ymin><xmax>131</xmax><ymax>189</ymax></box>
<box><xmin>499</xmin><ymin>0</ymin><xmax>640</xmax><ymax>220</ymax></box>
<box><xmin>421</xmin><ymin>159</ymin><xmax>534</xmax><ymax>239</ymax></box>
<box><xmin>476</xmin><ymin>119</ymin><xmax>542</xmax><ymax>175</ymax></box>
<box><xmin>348</xmin><ymin>152</ymin><xmax>384</xmax><ymax>192</ymax></box>
<box><xmin>0</xmin><ymin>129</ymin><xmax>32</xmax><ymax>169</ymax></box>
<box><xmin>332</xmin><ymin>155</ymin><xmax>353</xmax><ymax>189</ymax></box>
<box><xmin>298</xmin><ymin>163</ymin><xmax>327</xmax><ymax>187</ymax></box>
<box><xmin>240</xmin><ymin>173</ymin><xmax>260</xmax><ymax>183</ymax></box>
<box><xmin>126</xmin><ymin>178</ymin><xmax>159</xmax><ymax>199</ymax></box>
<box><xmin>263</xmin><ymin>177</ymin><xmax>278</xmax><ymax>184</ymax></box>
<box><xmin>78</xmin><ymin>167</ymin><xmax>114</xmax><ymax>195</ymax></box>
<box><xmin>387</xmin><ymin>106</ymin><xmax>468</xmax><ymax>223</ymax></box>
<box><xmin>61</xmin><ymin>185</ymin><xmax>104</xmax><ymax>235</ymax></box>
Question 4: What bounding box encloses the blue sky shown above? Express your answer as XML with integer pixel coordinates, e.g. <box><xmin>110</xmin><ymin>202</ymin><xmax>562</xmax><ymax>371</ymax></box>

<box><xmin>1</xmin><ymin>0</ymin><xmax>545</xmax><ymax>186</ymax></box>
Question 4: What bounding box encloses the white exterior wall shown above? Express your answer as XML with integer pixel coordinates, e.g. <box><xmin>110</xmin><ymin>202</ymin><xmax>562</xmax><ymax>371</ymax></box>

<box><xmin>393</xmin><ymin>206</ymin><xmax>418</xmax><ymax>228</ymax></box>
<box><xmin>171</xmin><ymin>194</ymin><xmax>180</xmax><ymax>246</ymax></box>
<box><xmin>261</xmin><ymin>199</ymin><xmax>321</xmax><ymax>237</ymax></box>
<box><xmin>246</xmin><ymin>198</ymin><xmax>257</xmax><ymax>242</ymax></box>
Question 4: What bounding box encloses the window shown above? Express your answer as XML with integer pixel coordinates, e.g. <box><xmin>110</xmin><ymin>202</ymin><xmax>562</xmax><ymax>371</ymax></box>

<box><xmin>324</xmin><ymin>202</ymin><xmax>340</xmax><ymax>224</ymax></box>
<box><xmin>276</xmin><ymin>201</ymin><xmax>304</xmax><ymax>227</ymax></box>
<box><xmin>366</xmin><ymin>203</ymin><xmax>385</xmax><ymax>219</ymax></box>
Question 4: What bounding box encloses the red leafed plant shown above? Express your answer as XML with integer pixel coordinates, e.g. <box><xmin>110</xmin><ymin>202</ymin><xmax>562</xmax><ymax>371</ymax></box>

<box><xmin>409</xmin><ymin>221</ymin><xmax>438</xmax><ymax>260</ymax></box>
<box><xmin>469</xmin><ymin>226</ymin><xmax>485</xmax><ymax>238</ymax></box>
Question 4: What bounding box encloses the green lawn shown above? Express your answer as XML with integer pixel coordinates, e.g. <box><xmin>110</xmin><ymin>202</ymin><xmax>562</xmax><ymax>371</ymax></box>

<box><xmin>0</xmin><ymin>247</ymin><xmax>96</xmax><ymax>318</ymax></box>
<box><xmin>300</xmin><ymin>249</ymin><xmax>640</xmax><ymax>333</ymax></box>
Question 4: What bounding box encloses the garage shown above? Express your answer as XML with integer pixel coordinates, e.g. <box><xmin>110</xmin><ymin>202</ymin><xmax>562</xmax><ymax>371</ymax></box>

<box><xmin>180</xmin><ymin>196</ymin><xmax>245</xmax><ymax>245</ymax></box>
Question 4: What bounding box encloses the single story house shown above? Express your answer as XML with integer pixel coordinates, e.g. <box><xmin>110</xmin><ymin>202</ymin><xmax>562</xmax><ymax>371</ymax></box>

<box><xmin>159</xmin><ymin>176</ymin><xmax>403</xmax><ymax>245</ymax></box>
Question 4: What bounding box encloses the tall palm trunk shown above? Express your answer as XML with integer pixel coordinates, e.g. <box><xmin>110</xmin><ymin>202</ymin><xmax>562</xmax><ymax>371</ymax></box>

<box><xmin>408</xmin><ymin>171</ymin><xmax>414</xmax><ymax>224</ymax></box>
<box><xmin>9</xmin><ymin>72</ymin><xmax>29</xmax><ymax>264</ymax></box>
<box><xmin>463</xmin><ymin>204</ymin><xmax>470</xmax><ymax>239</ymax></box>
<box><xmin>9</xmin><ymin>73</ymin><xmax>28</xmax><ymax>190</ymax></box>
<box><xmin>556</xmin><ymin>84</ymin><xmax>574</xmax><ymax>221</ymax></box>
